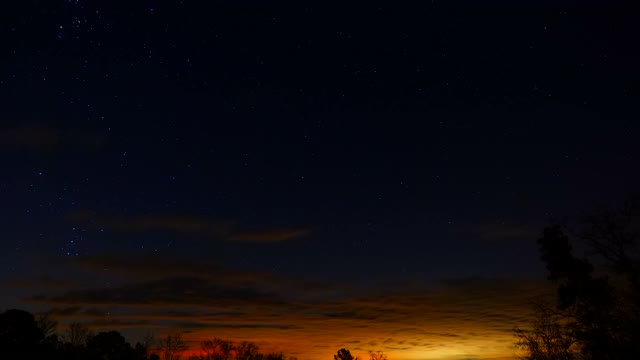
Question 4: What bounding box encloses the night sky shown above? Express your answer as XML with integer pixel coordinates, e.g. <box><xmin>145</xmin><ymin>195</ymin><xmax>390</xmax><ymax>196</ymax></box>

<box><xmin>2</xmin><ymin>1</ymin><xmax>640</xmax><ymax>359</ymax></box>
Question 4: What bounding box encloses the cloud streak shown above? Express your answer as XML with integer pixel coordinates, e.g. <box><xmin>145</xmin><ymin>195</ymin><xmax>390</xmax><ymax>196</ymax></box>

<box><xmin>0</xmin><ymin>126</ymin><xmax>60</xmax><ymax>149</ymax></box>
<box><xmin>227</xmin><ymin>228</ymin><xmax>311</xmax><ymax>242</ymax></box>
<box><xmin>67</xmin><ymin>210</ymin><xmax>310</xmax><ymax>242</ymax></box>
<box><xmin>5</xmin><ymin>276</ymin><xmax>75</xmax><ymax>290</ymax></box>
<box><xmin>0</xmin><ymin>126</ymin><xmax>106</xmax><ymax>151</ymax></box>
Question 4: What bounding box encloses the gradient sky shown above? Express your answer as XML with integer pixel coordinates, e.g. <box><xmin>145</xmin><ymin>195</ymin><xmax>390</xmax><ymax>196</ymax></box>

<box><xmin>1</xmin><ymin>1</ymin><xmax>639</xmax><ymax>359</ymax></box>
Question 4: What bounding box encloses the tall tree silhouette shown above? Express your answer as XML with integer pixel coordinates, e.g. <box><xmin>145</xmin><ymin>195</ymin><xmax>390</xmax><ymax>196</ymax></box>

<box><xmin>518</xmin><ymin>201</ymin><xmax>640</xmax><ymax>359</ymax></box>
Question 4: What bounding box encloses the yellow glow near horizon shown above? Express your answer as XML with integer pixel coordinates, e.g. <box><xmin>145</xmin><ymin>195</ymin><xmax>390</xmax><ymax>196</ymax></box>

<box><xmin>25</xmin><ymin>276</ymin><xmax>548</xmax><ymax>360</ymax></box>
<box><xmin>406</xmin><ymin>348</ymin><xmax>466</xmax><ymax>360</ymax></box>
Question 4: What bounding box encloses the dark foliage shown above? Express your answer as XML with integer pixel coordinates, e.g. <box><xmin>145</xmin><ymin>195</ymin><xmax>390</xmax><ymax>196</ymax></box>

<box><xmin>0</xmin><ymin>309</ymin><xmax>340</xmax><ymax>360</ymax></box>
<box><xmin>334</xmin><ymin>348</ymin><xmax>358</xmax><ymax>360</ymax></box>
<box><xmin>517</xmin><ymin>201</ymin><xmax>640</xmax><ymax>360</ymax></box>
<box><xmin>0</xmin><ymin>309</ymin><xmax>44</xmax><ymax>357</ymax></box>
<box><xmin>0</xmin><ymin>309</ymin><xmax>158</xmax><ymax>360</ymax></box>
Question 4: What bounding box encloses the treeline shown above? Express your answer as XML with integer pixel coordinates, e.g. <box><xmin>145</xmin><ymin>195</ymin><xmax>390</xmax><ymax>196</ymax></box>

<box><xmin>0</xmin><ymin>309</ymin><xmax>154</xmax><ymax>360</ymax></box>
<box><xmin>0</xmin><ymin>308</ymin><xmax>384</xmax><ymax>360</ymax></box>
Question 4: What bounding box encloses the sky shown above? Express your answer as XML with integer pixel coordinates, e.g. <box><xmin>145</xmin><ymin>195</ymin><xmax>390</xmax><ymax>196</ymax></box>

<box><xmin>1</xmin><ymin>1</ymin><xmax>639</xmax><ymax>359</ymax></box>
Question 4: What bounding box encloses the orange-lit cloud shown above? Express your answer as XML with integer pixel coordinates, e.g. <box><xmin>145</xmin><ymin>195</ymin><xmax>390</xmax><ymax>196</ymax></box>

<box><xmin>23</xmin><ymin>255</ymin><xmax>551</xmax><ymax>360</ymax></box>
<box><xmin>67</xmin><ymin>210</ymin><xmax>310</xmax><ymax>242</ymax></box>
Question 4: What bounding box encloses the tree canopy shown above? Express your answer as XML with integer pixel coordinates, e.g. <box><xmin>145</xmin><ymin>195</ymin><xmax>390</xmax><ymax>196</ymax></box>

<box><xmin>516</xmin><ymin>201</ymin><xmax>640</xmax><ymax>360</ymax></box>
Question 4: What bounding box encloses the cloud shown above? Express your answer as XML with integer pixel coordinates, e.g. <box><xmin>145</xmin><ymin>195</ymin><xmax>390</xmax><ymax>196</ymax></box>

<box><xmin>5</xmin><ymin>276</ymin><xmax>75</xmax><ymax>289</ymax></box>
<box><xmin>454</xmin><ymin>219</ymin><xmax>540</xmax><ymax>244</ymax></box>
<box><xmin>227</xmin><ymin>228</ymin><xmax>311</xmax><ymax>242</ymax></box>
<box><xmin>67</xmin><ymin>209</ymin><xmax>310</xmax><ymax>242</ymax></box>
<box><xmin>0</xmin><ymin>126</ymin><xmax>106</xmax><ymax>151</ymax></box>
<box><xmin>69</xmin><ymin>255</ymin><xmax>225</xmax><ymax>278</ymax></box>
<box><xmin>66</xmin><ymin>210</ymin><xmax>234</xmax><ymax>236</ymax></box>
<box><xmin>0</xmin><ymin>126</ymin><xmax>60</xmax><ymax>149</ymax></box>
<box><xmin>31</xmin><ymin>276</ymin><xmax>283</xmax><ymax>307</ymax></box>
<box><xmin>88</xmin><ymin>319</ymin><xmax>153</xmax><ymax>329</ymax></box>
<box><xmin>18</xmin><ymin>254</ymin><xmax>551</xmax><ymax>360</ymax></box>
<box><xmin>476</xmin><ymin>222</ymin><xmax>539</xmax><ymax>242</ymax></box>
<box><xmin>47</xmin><ymin>306</ymin><xmax>83</xmax><ymax>316</ymax></box>
<box><xmin>177</xmin><ymin>322</ymin><xmax>299</xmax><ymax>330</ymax></box>
<box><xmin>64</xmin><ymin>255</ymin><xmax>275</xmax><ymax>290</ymax></box>
<box><xmin>321</xmin><ymin>311</ymin><xmax>379</xmax><ymax>320</ymax></box>
<box><xmin>23</xmin><ymin>266</ymin><xmax>552</xmax><ymax>360</ymax></box>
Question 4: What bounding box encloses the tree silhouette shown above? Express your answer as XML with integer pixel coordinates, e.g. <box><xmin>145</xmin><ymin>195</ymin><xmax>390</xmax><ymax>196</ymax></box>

<box><xmin>199</xmin><ymin>338</ymin><xmax>235</xmax><ymax>360</ymax></box>
<box><xmin>0</xmin><ymin>309</ymin><xmax>44</xmax><ymax>357</ymax></box>
<box><xmin>334</xmin><ymin>348</ymin><xmax>359</xmax><ymax>360</ymax></box>
<box><xmin>264</xmin><ymin>352</ymin><xmax>285</xmax><ymax>360</ymax></box>
<box><xmin>86</xmin><ymin>331</ymin><xmax>135</xmax><ymax>360</ymax></box>
<box><xmin>64</xmin><ymin>322</ymin><xmax>92</xmax><ymax>347</ymax></box>
<box><xmin>235</xmin><ymin>341</ymin><xmax>259</xmax><ymax>360</ymax></box>
<box><xmin>36</xmin><ymin>311</ymin><xmax>58</xmax><ymax>338</ymax></box>
<box><xmin>0</xmin><ymin>308</ymin><xmax>297</xmax><ymax>360</ymax></box>
<box><xmin>368</xmin><ymin>351</ymin><xmax>387</xmax><ymax>360</ymax></box>
<box><xmin>514</xmin><ymin>302</ymin><xmax>578</xmax><ymax>360</ymax></box>
<box><xmin>219</xmin><ymin>339</ymin><xmax>234</xmax><ymax>360</ymax></box>
<box><xmin>518</xmin><ymin>201</ymin><xmax>640</xmax><ymax>359</ymax></box>
<box><xmin>135</xmin><ymin>332</ymin><xmax>158</xmax><ymax>360</ymax></box>
<box><xmin>158</xmin><ymin>333</ymin><xmax>188</xmax><ymax>360</ymax></box>
<box><xmin>200</xmin><ymin>339</ymin><xmax>218</xmax><ymax>360</ymax></box>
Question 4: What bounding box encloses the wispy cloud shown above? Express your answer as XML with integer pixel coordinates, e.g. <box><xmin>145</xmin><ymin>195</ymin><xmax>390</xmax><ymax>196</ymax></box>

<box><xmin>5</xmin><ymin>276</ymin><xmax>75</xmax><ymax>290</ymax></box>
<box><xmin>455</xmin><ymin>219</ymin><xmax>541</xmax><ymax>244</ymax></box>
<box><xmin>227</xmin><ymin>228</ymin><xmax>311</xmax><ymax>242</ymax></box>
<box><xmin>67</xmin><ymin>210</ymin><xmax>234</xmax><ymax>236</ymax></box>
<box><xmin>0</xmin><ymin>126</ymin><xmax>60</xmax><ymax>149</ymax></box>
<box><xmin>475</xmin><ymin>222</ymin><xmax>539</xmax><ymax>243</ymax></box>
<box><xmin>33</xmin><ymin>276</ymin><xmax>283</xmax><ymax>307</ymax></box>
<box><xmin>69</xmin><ymin>255</ymin><xmax>226</xmax><ymax>278</ymax></box>
<box><xmin>0</xmin><ymin>126</ymin><xmax>106</xmax><ymax>151</ymax></box>
<box><xmin>67</xmin><ymin>210</ymin><xmax>310</xmax><ymax>242</ymax></box>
